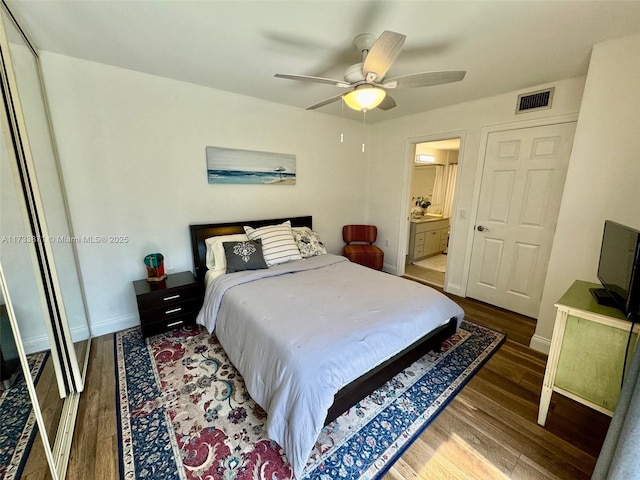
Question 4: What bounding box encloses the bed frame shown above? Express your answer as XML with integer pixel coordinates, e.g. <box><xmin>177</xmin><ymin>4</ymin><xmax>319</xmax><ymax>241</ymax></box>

<box><xmin>189</xmin><ymin>216</ymin><xmax>459</xmax><ymax>425</ymax></box>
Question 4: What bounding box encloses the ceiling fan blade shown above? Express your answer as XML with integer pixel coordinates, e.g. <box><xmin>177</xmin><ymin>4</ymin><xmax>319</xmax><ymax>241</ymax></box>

<box><xmin>377</xmin><ymin>94</ymin><xmax>396</xmax><ymax>111</ymax></box>
<box><xmin>306</xmin><ymin>93</ymin><xmax>345</xmax><ymax>110</ymax></box>
<box><xmin>362</xmin><ymin>30</ymin><xmax>406</xmax><ymax>81</ymax></box>
<box><xmin>388</xmin><ymin>70</ymin><xmax>466</xmax><ymax>88</ymax></box>
<box><xmin>275</xmin><ymin>73</ymin><xmax>350</xmax><ymax>87</ymax></box>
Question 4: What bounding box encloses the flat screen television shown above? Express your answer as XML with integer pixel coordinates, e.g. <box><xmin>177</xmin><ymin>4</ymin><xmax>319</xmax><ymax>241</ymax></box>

<box><xmin>593</xmin><ymin>220</ymin><xmax>640</xmax><ymax>320</ymax></box>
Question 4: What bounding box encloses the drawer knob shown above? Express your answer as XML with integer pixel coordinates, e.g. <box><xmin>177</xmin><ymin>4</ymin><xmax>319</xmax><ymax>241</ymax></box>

<box><xmin>163</xmin><ymin>294</ymin><xmax>181</xmax><ymax>301</ymax></box>
<box><xmin>166</xmin><ymin>320</ymin><xmax>184</xmax><ymax>328</ymax></box>
<box><xmin>165</xmin><ymin>307</ymin><xmax>182</xmax><ymax>315</ymax></box>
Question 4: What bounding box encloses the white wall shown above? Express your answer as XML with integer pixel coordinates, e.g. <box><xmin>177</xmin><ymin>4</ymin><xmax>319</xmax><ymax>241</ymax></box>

<box><xmin>39</xmin><ymin>53</ymin><xmax>368</xmax><ymax>336</ymax></box>
<box><xmin>366</xmin><ymin>77</ymin><xmax>586</xmax><ymax>291</ymax></box>
<box><xmin>533</xmin><ymin>32</ymin><xmax>640</xmax><ymax>352</ymax></box>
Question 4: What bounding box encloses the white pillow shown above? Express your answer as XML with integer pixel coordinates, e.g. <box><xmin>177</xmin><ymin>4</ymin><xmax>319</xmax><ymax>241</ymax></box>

<box><xmin>205</xmin><ymin>233</ymin><xmax>249</xmax><ymax>271</ymax></box>
<box><xmin>244</xmin><ymin>220</ymin><xmax>302</xmax><ymax>266</ymax></box>
<box><xmin>204</xmin><ymin>268</ymin><xmax>225</xmax><ymax>289</ymax></box>
<box><xmin>292</xmin><ymin>226</ymin><xmax>327</xmax><ymax>258</ymax></box>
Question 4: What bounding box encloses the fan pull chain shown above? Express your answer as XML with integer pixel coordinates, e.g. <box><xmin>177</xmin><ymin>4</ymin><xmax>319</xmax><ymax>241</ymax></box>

<box><xmin>340</xmin><ymin>100</ymin><xmax>344</xmax><ymax>143</ymax></box>
<box><xmin>362</xmin><ymin>110</ymin><xmax>366</xmax><ymax>152</ymax></box>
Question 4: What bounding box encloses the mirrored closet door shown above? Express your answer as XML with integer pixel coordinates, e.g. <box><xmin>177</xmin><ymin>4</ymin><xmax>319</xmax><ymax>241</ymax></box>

<box><xmin>0</xmin><ymin>269</ymin><xmax>58</xmax><ymax>479</ymax></box>
<box><xmin>0</xmin><ymin>3</ymin><xmax>91</xmax><ymax>478</ymax></box>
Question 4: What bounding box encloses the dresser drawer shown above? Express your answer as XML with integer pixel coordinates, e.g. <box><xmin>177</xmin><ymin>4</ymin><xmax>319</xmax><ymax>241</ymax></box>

<box><xmin>415</xmin><ymin>232</ymin><xmax>425</xmax><ymax>246</ymax></box>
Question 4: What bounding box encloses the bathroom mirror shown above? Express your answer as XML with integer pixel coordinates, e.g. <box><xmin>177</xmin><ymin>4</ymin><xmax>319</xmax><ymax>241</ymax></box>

<box><xmin>411</xmin><ymin>164</ymin><xmax>444</xmax><ymax>215</ymax></box>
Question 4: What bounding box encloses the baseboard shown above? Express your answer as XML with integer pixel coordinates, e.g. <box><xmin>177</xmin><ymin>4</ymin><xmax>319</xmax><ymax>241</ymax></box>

<box><xmin>383</xmin><ymin>262</ymin><xmax>398</xmax><ymax>275</ymax></box>
<box><xmin>529</xmin><ymin>334</ymin><xmax>551</xmax><ymax>354</ymax></box>
<box><xmin>444</xmin><ymin>282</ymin><xmax>465</xmax><ymax>297</ymax></box>
<box><xmin>89</xmin><ymin>313</ymin><xmax>139</xmax><ymax>337</ymax></box>
<box><xmin>23</xmin><ymin>325</ymin><xmax>90</xmax><ymax>355</ymax></box>
<box><xmin>22</xmin><ymin>335</ymin><xmax>55</xmax><ymax>355</ymax></box>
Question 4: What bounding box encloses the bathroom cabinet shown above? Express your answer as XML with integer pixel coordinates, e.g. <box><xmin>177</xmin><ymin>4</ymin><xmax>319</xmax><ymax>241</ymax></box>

<box><xmin>408</xmin><ymin>218</ymin><xmax>449</xmax><ymax>263</ymax></box>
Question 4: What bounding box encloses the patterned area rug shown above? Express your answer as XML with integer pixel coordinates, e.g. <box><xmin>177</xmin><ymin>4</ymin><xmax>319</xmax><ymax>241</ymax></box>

<box><xmin>0</xmin><ymin>351</ymin><xmax>48</xmax><ymax>480</ymax></box>
<box><xmin>116</xmin><ymin>321</ymin><xmax>504</xmax><ymax>479</ymax></box>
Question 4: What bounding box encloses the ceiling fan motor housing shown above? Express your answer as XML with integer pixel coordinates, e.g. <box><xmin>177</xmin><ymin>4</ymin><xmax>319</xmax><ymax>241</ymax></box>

<box><xmin>344</xmin><ymin>63</ymin><xmax>365</xmax><ymax>83</ymax></box>
<box><xmin>353</xmin><ymin>33</ymin><xmax>377</xmax><ymax>55</ymax></box>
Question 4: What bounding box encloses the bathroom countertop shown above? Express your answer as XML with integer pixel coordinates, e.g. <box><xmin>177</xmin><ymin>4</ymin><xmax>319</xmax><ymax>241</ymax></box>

<box><xmin>411</xmin><ymin>216</ymin><xmax>449</xmax><ymax>224</ymax></box>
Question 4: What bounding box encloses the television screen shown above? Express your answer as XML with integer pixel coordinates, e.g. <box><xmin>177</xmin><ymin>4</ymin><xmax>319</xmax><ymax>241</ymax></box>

<box><xmin>596</xmin><ymin>220</ymin><xmax>640</xmax><ymax>318</ymax></box>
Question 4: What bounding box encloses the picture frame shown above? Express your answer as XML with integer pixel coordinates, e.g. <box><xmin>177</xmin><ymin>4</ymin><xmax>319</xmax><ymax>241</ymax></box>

<box><xmin>206</xmin><ymin>146</ymin><xmax>296</xmax><ymax>185</ymax></box>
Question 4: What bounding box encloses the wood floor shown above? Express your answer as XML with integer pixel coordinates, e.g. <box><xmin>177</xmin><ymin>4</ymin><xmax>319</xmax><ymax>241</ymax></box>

<box><xmin>17</xmin><ymin>354</ymin><xmax>63</xmax><ymax>480</ymax></box>
<box><xmin>384</xmin><ymin>285</ymin><xmax>610</xmax><ymax>480</ymax></box>
<box><xmin>405</xmin><ymin>262</ymin><xmax>445</xmax><ymax>288</ymax></box>
<box><xmin>61</xmin><ymin>288</ymin><xmax>610</xmax><ymax>480</ymax></box>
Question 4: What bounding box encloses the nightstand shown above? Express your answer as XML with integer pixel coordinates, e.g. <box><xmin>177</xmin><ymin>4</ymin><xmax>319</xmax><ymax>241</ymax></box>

<box><xmin>133</xmin><ymin>271</ymin><xmax>203</xmax><ymax>339</ymax></box>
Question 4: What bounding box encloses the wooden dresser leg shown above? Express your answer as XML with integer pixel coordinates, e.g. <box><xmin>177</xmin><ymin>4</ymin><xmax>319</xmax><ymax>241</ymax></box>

<box><xmin>537</xmin><ymin>309</ymin><xmax>568</xmax><ymax>426</ymax></box>
<box><xmin>538</xmin><ymin>387</ymin><xmax>552</xmax><ymax>426</ymax></box>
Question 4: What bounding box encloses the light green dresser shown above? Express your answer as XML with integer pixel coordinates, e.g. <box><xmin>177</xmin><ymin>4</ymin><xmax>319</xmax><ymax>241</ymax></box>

<box><xmin>538</xmin><ymin>280</ymin><xmax>639</xmax><ymax>426</ymax></box>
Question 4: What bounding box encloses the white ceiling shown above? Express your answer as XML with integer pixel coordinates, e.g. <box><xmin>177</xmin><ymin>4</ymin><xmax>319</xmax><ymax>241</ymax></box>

<box><xmin>6</xmin><ymin>0</ymin><xmax>640</xmax><ymax>123</ymax></box>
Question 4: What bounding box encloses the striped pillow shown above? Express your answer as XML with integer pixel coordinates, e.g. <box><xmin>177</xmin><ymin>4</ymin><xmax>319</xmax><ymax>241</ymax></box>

<box><xmin>244</xmin><ymin>221</ymin><xmax>302</xmax><ymax>266</ymax></box>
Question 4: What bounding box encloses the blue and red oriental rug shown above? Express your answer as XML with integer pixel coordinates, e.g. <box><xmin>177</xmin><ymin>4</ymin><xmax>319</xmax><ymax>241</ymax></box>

<box><xmin>0</xmin><ymin>351</ymin><xmax>48</xmax><ymax>480</ymax></box>
<box><xmin>116</xmin><ymin>321</ymin><xmax>504</xmax><ymax>479</ymax></box>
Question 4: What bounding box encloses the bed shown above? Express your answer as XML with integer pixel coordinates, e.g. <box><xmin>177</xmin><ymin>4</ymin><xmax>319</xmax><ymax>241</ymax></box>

<box><xmin>190</xmin><ymin>216</ymin><xmax>464</xmax><ymax>477</ymax></box>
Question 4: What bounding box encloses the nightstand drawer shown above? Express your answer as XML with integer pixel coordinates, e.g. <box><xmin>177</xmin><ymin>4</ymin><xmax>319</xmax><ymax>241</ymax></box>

<box><xmin>136</xmin><ymin>284</ymin><xmax>199</xmax><ymax>311</ymax></box>
<box><xmin>140</xmin><ymin>313</ymin><xmax>196</xmax><ymax>338</ymax></box>
<box><xmin>138</xmin><ymin>297</ymin><xmax>201</xmax><ymax>324</ymax></box>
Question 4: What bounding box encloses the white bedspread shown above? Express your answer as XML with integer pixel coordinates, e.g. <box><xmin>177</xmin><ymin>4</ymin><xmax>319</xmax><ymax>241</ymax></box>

<box><xmin>196</xmin><ymin>254</ymin><xmax>464</xmax><ymax>477</ymax></box>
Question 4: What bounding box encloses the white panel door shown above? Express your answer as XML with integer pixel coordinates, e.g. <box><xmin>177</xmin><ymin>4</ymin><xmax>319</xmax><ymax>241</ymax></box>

<box><xmin>467</xmin><ymin>122</ymin><xmax>576</xmax><ymax>317</ymax></box>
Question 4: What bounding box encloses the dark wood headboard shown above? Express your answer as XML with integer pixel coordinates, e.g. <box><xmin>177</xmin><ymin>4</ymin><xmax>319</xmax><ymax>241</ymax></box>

<box><xmin>189</xmin><ymin>216</ymin><xmax>313</xmax><ymax>283</ymax></box>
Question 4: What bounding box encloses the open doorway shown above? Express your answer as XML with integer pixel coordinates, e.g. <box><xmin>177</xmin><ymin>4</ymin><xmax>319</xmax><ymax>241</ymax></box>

<box><xmin>404</xmin><ymin>138</ymin><xmax>460</xmax><ymax>288</ymax></box>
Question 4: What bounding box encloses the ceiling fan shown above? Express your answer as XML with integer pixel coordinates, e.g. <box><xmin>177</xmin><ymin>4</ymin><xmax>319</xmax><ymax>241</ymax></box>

<box><xmin>274</xmin><ymin>30</ymin><xmax>466</xmax><ymax>112</ymax></box>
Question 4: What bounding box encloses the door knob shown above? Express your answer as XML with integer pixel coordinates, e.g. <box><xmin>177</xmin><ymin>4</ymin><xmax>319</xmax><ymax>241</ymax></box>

<box><xmin>477</xmin><ymin>225</ymin><xmax>489</xmax><ymax>232</ymax></box>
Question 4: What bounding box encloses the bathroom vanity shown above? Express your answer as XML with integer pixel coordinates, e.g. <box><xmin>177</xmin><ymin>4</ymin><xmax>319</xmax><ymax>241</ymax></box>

<box><xmin>408</xmin><ymin>217</ymin><xmax>450</xmax><ymax>263</ymax></box>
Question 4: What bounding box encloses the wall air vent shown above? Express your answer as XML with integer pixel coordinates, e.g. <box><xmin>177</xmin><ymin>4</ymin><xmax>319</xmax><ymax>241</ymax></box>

<box><xmin>516</xmin><ymin>87</ymin><xmax>554</xmax><ymax>113</ymax></box>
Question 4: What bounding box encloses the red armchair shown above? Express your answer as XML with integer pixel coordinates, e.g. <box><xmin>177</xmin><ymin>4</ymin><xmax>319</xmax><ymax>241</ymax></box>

<box><xmin>342</xmin><ymin>225</ymin><xmax>384</xmax><ymax>270</ymax></box>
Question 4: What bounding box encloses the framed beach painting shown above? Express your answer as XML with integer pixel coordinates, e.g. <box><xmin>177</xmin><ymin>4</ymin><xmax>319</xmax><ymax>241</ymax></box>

<box><xmin>206</xmin><ymin>146</ymin><xmax>296</xmax><ymax>185</ymax></box>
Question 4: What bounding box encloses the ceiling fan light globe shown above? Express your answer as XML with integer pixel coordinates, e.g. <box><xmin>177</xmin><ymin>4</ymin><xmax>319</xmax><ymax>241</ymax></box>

<box><xmin>343</xmin><ymin>86</ymin><xmax>386</xmax><ymax>112</ymax></box>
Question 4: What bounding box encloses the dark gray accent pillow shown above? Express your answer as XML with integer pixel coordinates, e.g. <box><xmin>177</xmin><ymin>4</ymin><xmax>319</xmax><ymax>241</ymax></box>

<box><xmin>223</xmin><ymin>240</ymin><xmax>268</xmax><ymax>273</ymax></box>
